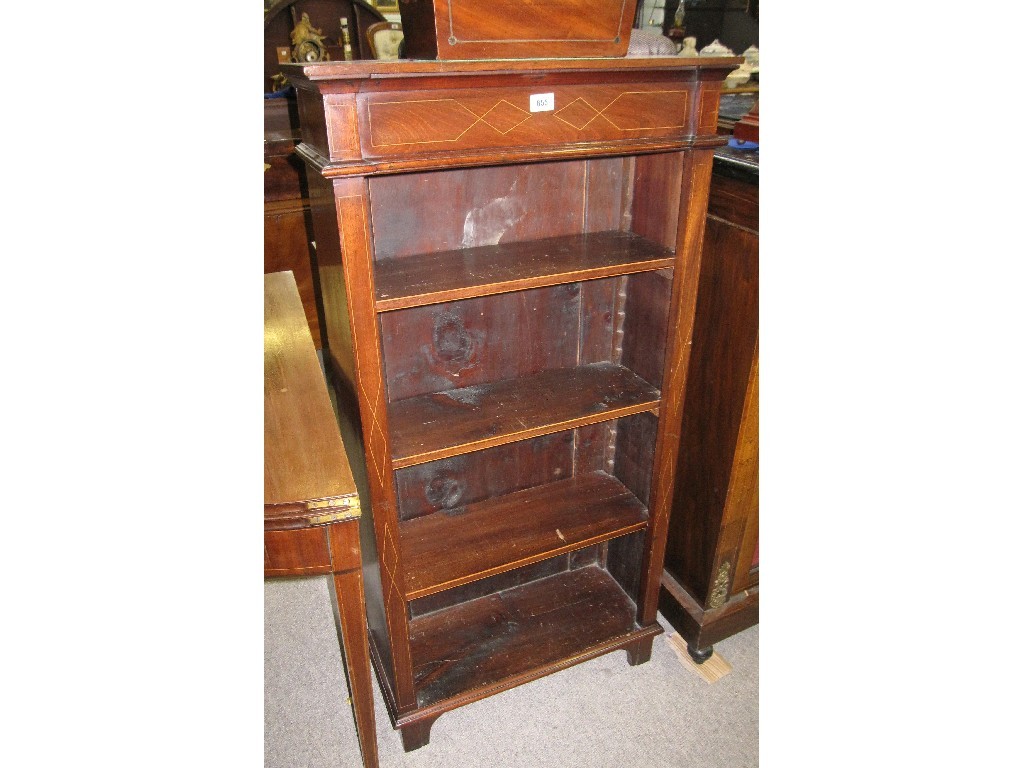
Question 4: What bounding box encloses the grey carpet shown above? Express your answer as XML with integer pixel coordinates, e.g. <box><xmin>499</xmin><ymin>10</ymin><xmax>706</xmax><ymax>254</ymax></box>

<box><xmin>265</xmin><ymin>577</ymin><xmax>758</xmax><ymax>767</ymax></box>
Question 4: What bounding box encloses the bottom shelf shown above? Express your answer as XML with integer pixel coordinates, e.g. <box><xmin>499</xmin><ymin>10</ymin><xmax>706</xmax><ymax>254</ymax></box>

<box><xmin>409</xmin><ymin>565</ymin><xmax>645</xmax><ymax>709</ymax></box>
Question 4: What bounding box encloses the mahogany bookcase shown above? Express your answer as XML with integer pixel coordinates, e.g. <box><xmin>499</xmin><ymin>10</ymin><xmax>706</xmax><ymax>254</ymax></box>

<box><xmin>282</xmin><ymin>56</ymin><xmax>737</xmax><ymax>751</ymax></box>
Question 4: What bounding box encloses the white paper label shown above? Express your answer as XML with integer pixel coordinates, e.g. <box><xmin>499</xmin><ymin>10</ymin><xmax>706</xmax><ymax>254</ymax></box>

<box><xmin>530</xmin><ymin>93</ymin><xmax>555</xmax><ymax>113</ymax></box>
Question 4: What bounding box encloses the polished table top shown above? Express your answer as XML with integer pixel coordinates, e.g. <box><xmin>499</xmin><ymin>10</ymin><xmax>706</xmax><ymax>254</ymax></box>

<box><xmin>264</xmin><ymin>271</ymin><xmax>360</xmax><ymax>530</ymax></box>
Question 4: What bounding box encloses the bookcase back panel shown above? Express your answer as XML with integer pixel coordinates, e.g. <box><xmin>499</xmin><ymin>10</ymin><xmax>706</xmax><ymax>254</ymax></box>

<box><xmin>575</xmin><ymin>421</ymin><xmax>614</xmax><ymax>475</ymax></box>
<box><xmin>621</xmin><ymin>271</ymin><xmax>672</xmax><ymax>390</ymax></box>
<box><xmin>368</xmin><ymin>157</ymin><xmax>641</xmax><ymax>261</ymax></box>
<box><xmin>578</xmin><ymin>275</ymin><xmax>623</xmax><ymax>365</ymax></box>
<box><xmin>397</xmin><ymin>412</ymin><xmax>654</xmax><ymax>614</ymax></box>
<box><xmin>379</xmin><ymin>284</ymin><xmax>584</xmax><ymax>402</ymax></box>
<box><xmin>369</xmin><ymin>162</ymin><xmax>588</xmax><ymax>261</ymax></box>
<box><xmin>394</xmin><ymin>431</ymin><xmax>575</xmax><ymax>522</ymax></box>
<box><xmin>612</xmin><ymin>411</ymin><xmax>659</xmax><ymax>509</ymax></box>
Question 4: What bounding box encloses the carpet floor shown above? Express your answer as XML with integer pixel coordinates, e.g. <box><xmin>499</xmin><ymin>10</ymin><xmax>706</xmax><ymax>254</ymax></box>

<box><xmin>265</xmin><ymin>576</ymin><xmax>758</xmax><ymax>767</ymax></box>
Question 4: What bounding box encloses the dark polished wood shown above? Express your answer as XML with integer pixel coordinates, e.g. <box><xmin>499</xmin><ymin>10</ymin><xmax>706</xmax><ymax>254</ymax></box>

<box><xmin>264</xmin><ymin>271</ymin><xmax>378</xmax><ymax>768</ymax></box>
<box><xmin>658</xmin><ymin>148</ymin><xmax>759</xmax><ymax>655</ymax></box>
<box><xmin>265</xmin><ymin>271</ymin><xmax>358</xmax><ymax>516</ymax></box>
<box><xmin>282</xmin><ymin>57</ymin><xmax>735</xmax><ymax>752</ymax></box>
<box><xmin>401</xmin><ymin>470</ymin><xmax>649</xmax><ymax>599</ymax></box>
<box><xmin>388</xmin><ymin>363</ymin><xmax>661</xmax><ymax>469</ymax></box>
<box><xmin>374</xmin><ymin>231</ymin><xmax>674</xmax><ymax>312</ymax></box>
<box><xmin>397</xmin><ymin>0</ymin><xmax>639</xmax><ymax>60</ymax></box>
<box><xmin>408</xmin><ymin>566</ymin><xmax>645</xmax><ymax>708</ymax></box>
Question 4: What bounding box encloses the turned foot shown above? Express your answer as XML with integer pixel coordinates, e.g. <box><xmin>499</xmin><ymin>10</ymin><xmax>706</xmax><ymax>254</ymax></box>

<box><xmin>625</xmin><ymin>636</ymin><xmax>655</xmax><ymax>666</ymax></box>
<box><xmin>400</xmin><ymin>715</ymin><xmax>439</xmax><ymax>752</ymax></box>
<box><xmin>687</xmin><ymin>643</ymin><xmax>713</xmax><ymax>664</ymax></box>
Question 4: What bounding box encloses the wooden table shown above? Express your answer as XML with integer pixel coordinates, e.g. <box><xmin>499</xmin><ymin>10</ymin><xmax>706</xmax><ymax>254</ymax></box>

<box><xmin>264</xmin><ymin>270</ymin><xmax>378</xmax><ymax>768</ymax></box>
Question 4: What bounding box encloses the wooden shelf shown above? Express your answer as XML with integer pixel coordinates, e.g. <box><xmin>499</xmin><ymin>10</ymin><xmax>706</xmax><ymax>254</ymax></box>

<box><xmin>400</xmin><ymin>471</ymin><xmax>649</xmax><ymax>599</ymax></box>
<box><xmin>388</xmin><ymin>363</ymin><xmax>661</xmax><ymax>469</ymax></box>
<box><xmin>409</xmin><ymin>565</ymin><xmax>641</xmax><ymax>708</ymax></box>
<box><xmin>374</xmin><ymin>231</ymin><xmax>675</xmax><ymax>312</ymax></box>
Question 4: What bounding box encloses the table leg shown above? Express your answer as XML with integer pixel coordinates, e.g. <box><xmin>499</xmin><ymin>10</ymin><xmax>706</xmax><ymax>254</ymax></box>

<box><xmin>329</xmin><ymin>567</ymin><xmax>379</xmax><ymax>768</ymax></box>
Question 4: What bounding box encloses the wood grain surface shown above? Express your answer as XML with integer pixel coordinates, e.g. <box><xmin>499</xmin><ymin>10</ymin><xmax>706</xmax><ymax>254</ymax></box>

<box><xmin>388</xmin><ymin>362</ymin><xmax>661</xmax><ymax>468</ymax></box>
<box><xmin>408</xmin><ymin>566</ymin><xmax>638</xmax><ymax>708</ymax></box>
<box><xmin>287</xmin><ymin>56</ymin><xmax>735</xmax><ymax>747</ymax></box>
<box><xmin>398</xmin><ymin>0</ymin><xmax>638</xmax><ymax>60</ymax></box>
<box><xmin>400</xmin><ymin>470</ymin><xmax>649</xmax><ymax>599</ymax></box>
<box><xmin>374</xmin><ymin>231</ymin><xmax>674</xmax><ymax>311</ymax></box>
<box><xmin>264</xmin><ymin>271</ymin><xmax>359</xmax><ymax>522</ymax></box>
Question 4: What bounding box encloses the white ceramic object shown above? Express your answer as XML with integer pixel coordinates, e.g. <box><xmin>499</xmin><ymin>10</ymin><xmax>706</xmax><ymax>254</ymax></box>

<box><xmin>742</xmin><ymin>45</ymin><xmax>759</xmax><ymax>73</ymax></box>
<box><xmin>678</xmin><ymin>36</ymin><xmax>698</xmax><ymax>58</ymax></box>
<box><xmin>724</xmin><ymin>65</ymin><xmax>752</xmax><ymax>89</ymax></box>
<box><xmin>699</xmin><ymin>38</ymin><xmax>734</xmax><ymax>57</ymax></box>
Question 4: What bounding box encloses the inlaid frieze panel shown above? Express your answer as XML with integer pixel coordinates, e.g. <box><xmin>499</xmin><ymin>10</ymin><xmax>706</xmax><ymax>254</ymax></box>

<box><xmin>357</xmin><ymin>85</ymin><xmax>692</xmax><ymax>159</ymax></box>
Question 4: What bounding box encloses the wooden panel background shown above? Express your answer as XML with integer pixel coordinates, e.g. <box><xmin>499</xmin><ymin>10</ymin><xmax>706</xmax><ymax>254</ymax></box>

<box><xmin>394</xmin><ymin>431</ymin><xmax>574</xmax><ymax>522</ymax></box>
<box><xmin>367</xmin><ymin>157</ymin><xmax>639</xmax><ymax>263</ymax></box>
<box><xmin>379</xmin><ymin>284</ymin><xmax>584</xmax><ymax>402</ymax></box>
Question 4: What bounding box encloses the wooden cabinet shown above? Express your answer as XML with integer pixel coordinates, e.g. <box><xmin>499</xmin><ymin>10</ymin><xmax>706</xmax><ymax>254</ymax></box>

<box><xmin>283</xmin><ymin>56</ymin><xmax>737</xmax><ymax>751</ymax></box>
<box><xmin>396</xmin><ymin>0</ymin><xmax>639</xmax><ymax>60</ymax></box>
<box><xmin>265</xmin><ymin>98</ymin><xmax>324</xmax><ymax>348</ymax></box>
<box><xmin>658</xmin><ymin>146</ymin><xmax>759</xmax><ymax>662</ymax></box>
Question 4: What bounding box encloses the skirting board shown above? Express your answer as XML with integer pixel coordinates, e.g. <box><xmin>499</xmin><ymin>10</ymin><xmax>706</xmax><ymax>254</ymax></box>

<box><xmin>666</xmin><ymin>632</ymin><xmax>732</xmax><ymax>683</ymax></box>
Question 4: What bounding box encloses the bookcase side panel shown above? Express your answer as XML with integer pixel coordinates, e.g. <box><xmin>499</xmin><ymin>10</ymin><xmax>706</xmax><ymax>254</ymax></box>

<box><xmin>333</xmin><ymin>176</ymin><xmax>419</xmax><ymax>713</ymax></box>
<box><xmin>634</xmin><ymin>149</ymin><xmax>717</xmax><ymax>627</ymax></box>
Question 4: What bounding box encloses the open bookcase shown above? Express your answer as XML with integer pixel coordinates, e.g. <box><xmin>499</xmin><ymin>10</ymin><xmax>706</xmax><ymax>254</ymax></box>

<box><xmin>283</xmin><ymin>56</ymin><xmax>737</xmax><ymax>751</ymax></box>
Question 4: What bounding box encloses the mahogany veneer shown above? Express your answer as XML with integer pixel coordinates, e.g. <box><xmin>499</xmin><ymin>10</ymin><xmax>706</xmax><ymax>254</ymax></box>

<box><xmin>401</xmin><ymin>470</ymin><xmax>649</xmax><ymax>599</ymax></box>
<box><xmin>374</xmin><ymin>231</ymin><xmax>674</xmax><ymax>311</ymax></box>
<box><xmin>282</xmin><ymin>56</ymin><xmax>738</xmax><ymax>752</ymax></box>
<box><xmin>409</xmin><ymin>566</ymin><xmax>649</xmax><ymax>709</ymax></box>
<box><xmin>397</xmin><ymin>0</ymin><xmax>640</xmax><ymax>61</ymax></box>
<box><xmin>388</xmin><ymin>362</ymin><xmax>660</xmax><ymax>468</ymax></box>
<box><xmin>659</xmin><ymin>149</ymin><xmax>759</xmax><ymax>661</ymax></box>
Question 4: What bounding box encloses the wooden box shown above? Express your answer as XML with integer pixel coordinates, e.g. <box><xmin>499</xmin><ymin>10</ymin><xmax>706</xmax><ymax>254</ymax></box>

<box><xmin>397</xmin><ymin>0</ymin><xmax>639</xmax><ymax>60</ymax></box>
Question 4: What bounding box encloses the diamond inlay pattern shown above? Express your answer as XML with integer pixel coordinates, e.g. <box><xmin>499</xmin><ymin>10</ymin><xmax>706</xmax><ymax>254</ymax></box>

<box><xmin>554</xmin><ymin>98</ymin><xmax>602</xmax><ymax>130</ymax></box>
<box><xmin>477</xmin><ymin>99</ymin><xmax>532</xmax><ymax>134</ymax></box>
<box><xmin>368</xmin><ymin>89</ymin><xmax>687</xmax><ymax>149</ymax></box>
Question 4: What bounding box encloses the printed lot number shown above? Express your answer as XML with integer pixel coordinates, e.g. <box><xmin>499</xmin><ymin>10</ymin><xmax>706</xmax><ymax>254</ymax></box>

<box><xmin>530</xmin><ymin>93</ymin><xmax>555</xmax><ymax>112</ymax></box>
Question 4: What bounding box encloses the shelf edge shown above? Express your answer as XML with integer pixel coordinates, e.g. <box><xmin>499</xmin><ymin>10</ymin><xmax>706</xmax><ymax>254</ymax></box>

<box><xmin>375</xmin><ymin>256</ymin><xmax>676</xmax><ymax>312</ymax></box>
<box><xmin>391</xmin><ymin>399</ymin><xmax>659</xmax><ymax>469</ymax></box>
<box><xmin>403</xmin><ymin>519</ymin><xmax>649</xmax><ymax>600</ymax></box>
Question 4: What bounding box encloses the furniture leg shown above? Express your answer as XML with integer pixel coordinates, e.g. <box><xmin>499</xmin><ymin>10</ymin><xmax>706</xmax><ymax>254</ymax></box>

<box><xmin>687</xmin><ymin>643</ymin><xmax>714</xmax><ymax>665</ymax></box>
<box><xmin>330</xmin><ymin>568</ymin><xmax>379</xmax><ymax>768</ymax></box>
<box><xmin>400</xmin><ymin>714</ymin><xmax>440</xmax><ymax>752</ymax></box>
<box><xmin>625</xmin><ymin>635</ymin><xmax>655</xmax><ymax>666</ymax></box>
